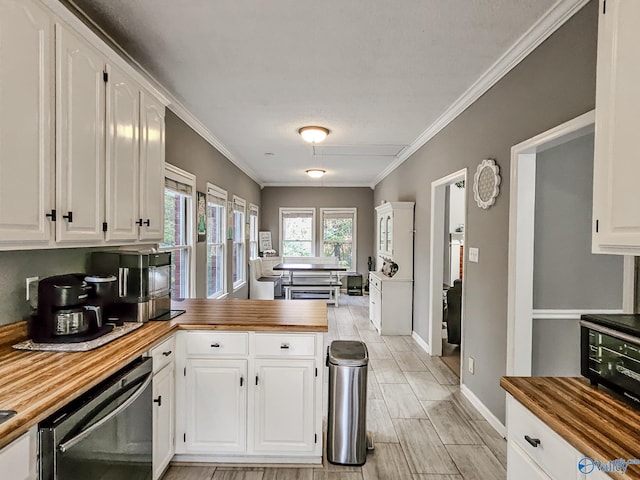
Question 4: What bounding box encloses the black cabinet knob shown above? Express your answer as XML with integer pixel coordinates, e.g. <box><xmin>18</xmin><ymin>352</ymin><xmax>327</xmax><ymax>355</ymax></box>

<box><xmin>153</xmin><ymin>395</ymin><xmax>162</xmax><ymax>407</ymax></box>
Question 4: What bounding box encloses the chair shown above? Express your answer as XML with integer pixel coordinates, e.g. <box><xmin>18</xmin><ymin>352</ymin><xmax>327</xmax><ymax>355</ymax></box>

<box><xmin>445</xmin><ymin>279</ymin><xmax>462</xmax><ymax>345</ymax></box>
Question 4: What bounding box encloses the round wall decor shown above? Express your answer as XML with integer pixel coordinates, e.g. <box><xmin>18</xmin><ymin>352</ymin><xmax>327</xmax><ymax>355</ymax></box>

<box><xmin>473</xmin><ymin>158</ymin><xmax>501</xmax><ymax>209</ymax></box>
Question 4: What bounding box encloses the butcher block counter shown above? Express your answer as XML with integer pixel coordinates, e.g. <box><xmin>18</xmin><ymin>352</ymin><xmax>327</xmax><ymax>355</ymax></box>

<box><xmin>501</xmin><ymin>376</ymin><xmax>640</xmax><ymax>480</ymax></box>
<box><xmin>0</xmin><ymin>299</ymin><xmax>327</xmax><ymax>449</ymax></box>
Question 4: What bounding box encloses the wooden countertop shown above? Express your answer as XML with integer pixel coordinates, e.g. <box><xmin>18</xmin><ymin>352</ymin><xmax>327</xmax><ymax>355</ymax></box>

<box><xmin>0</xmin><ymin>299</ymin><xmax>327</xmax><ymax>449</ymax></box>
<box><xmin>501</xmin><ymin>376</ymin><xmax>640</xmax><ymax>480</ymax></box>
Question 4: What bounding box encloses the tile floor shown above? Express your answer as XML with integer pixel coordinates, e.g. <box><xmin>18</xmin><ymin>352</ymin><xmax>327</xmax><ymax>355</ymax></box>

<box><xmin>162</xmin><ymin>295</ymin><xmax>506</xmax><ymax>480</ymax></box>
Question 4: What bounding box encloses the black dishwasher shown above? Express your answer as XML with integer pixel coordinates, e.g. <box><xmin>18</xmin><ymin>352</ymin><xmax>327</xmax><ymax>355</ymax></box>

<box><xmin>39</xmin><ymin>357</ymin><xmax>153</xmax><ymax>480</ymax></box>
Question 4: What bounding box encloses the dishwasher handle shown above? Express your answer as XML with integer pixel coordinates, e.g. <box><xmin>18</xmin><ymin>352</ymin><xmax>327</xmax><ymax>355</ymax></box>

<box><xmin>58</xmin><ymin>372</ymin><xmax>152</xmax><ymax>454</ymax></box>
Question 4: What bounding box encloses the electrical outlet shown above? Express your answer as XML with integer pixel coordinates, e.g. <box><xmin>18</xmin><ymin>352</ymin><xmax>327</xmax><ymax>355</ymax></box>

<box><xmin>468</xmin><ymin>357</ymin><xmax>475</xmax><ymax>375</ymax></box>
<box><xmin>26</xmin><ymin>277</ymin><xmax>39</xmax><ymax>301</ymax></box>
<box><xmin>468</xmin><ymin>247</ymin><xmax>479</xmax><ymax>263</ymax></box>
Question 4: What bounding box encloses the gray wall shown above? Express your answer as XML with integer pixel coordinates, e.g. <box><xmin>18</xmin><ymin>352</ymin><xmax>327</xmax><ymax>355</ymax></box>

<box><xmin>165</xmin><ymin>110</ymin><xmax>261</xmax><ymax>299</ymax></box>
<box><xmin>261</xmin><ymin>187</ymin><xmax>374</xmax><ymax>279</ymax></box>
<box><xmin>532</xmin><ymin>133</ymin><xmax>622</xmax><ymax>376</ymax></box>
<box><xmin>533</xmin><ymin>133</ymin><xmax>622</xmax><ymax>309</ymax></box>
<box><xmin>373</xmin><ymin>1</ymin><xmax>598</xmax><ymax>423</ymax></box>
<box><xmin>0</xmin><ymin>248</ymin><xmax>93</xmax><ymax>326</ymax></box>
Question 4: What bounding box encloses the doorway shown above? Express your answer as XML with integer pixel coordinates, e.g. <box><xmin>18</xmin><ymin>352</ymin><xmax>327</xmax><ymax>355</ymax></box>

<box><xmin>428</xmin><ymin>169</ymin><xmax>467</xmax><ymax>382</ymax></box>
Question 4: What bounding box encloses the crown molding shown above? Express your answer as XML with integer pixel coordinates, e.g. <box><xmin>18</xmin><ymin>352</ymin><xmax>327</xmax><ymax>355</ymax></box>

<box><xmin>372</xmin><ymin>0</ymin><xmax>590</xmax><ymax>187</ymax></box>
<box><xmin>48</xmin><ymin>0</ymin><xmax>262</xmax><ymax>186</ymax></box>
<box><xmin>261</xmin><ymin>181</ymin><xmax>374</xmax><ymax>189</ymax></box>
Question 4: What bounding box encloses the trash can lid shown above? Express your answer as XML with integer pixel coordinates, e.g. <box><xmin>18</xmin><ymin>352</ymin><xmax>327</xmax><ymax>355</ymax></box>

<box><xmin>328</xmin><ymin>340</ymin><xmax>369</xmax><ymax>366</ymax></box>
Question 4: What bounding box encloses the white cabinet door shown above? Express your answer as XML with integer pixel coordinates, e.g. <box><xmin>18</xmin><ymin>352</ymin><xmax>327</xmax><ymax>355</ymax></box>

<box><xmin>253</xmin><ymin>359</ymin><xmax>315</xmax><ymax>453</ymax></box>
<box><xmin>105</xmin><ymin>64</ymin><xmax>140</xmax><ymax>242</ymax></box>
<box><xmin>507</xmin><ymin>442</ymin><xmax>552</xmax><ymax>480</ymax></box>
<box><xmin>153</xmin><ymin>363</ymin><xmax>174</xmax><ymax>480</ymax></box>
<box><xmin>56</xmin><ymin>25</ymin><xmax>105</xmax><ymax>242</ymax></box>
<box><xmin>593</xmin><ymin>0</ymin><xmax>640</xmax><ymax>254</ymax></box>
<box><xmin>0</xmin><ymin>428</ymin><xmax>37</xmax><ymax>480</ymax></box>
<box><xmin>0</xmin><ymin>0</ymin><xmax>53</xmax><ymax>243</ymax></box>
<box><xmin>370</xmin><ymin>286</ymin><xmax>381</xmax><ymax>331</ymax></box>
<box><xmin>185</xmin><ymin>359</ymin><xmax>246</xmax><ymax>453</ymax></box>
<box><xmin>139</xmin><ymin>90</ymin><xmax>165</xmax><ymax>241</ymax></box>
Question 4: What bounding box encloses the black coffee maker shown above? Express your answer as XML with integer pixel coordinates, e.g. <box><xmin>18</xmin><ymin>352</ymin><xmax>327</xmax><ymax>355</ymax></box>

<box><xmin>30</xmin><ymin>274</ymin><xmax>113</xmax><ymax>343</ymax></box>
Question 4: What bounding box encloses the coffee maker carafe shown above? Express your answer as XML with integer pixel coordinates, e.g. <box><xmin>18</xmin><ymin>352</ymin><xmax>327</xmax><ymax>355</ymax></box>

<box><xmin>30</xmin><ymin>274</ymin><xmax>112</xmax><ymax>343</ymax></box>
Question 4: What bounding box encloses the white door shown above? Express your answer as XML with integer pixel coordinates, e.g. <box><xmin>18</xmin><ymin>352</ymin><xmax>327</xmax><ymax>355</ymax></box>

<box><xmin>105</xmin><ymin>64</ymin><xmax>140</xmax><ymax>242</ymax></box>
<box><xmin>593</xmin><ymin>0</ymin><xmax>640</xmax><ymax>253</ymax></box>
<box><xmin>0</xmin><ymin>0</ymin><xmax>54</xmax><ymax>244</ymax></box>
<box><xmin>152</xmin><ymin>363</ymin><xmax>174</xmax><ymax>480</ymax></box>
<box><xmin>253</xmin><ymin>359</ymin><xmax>315</xmax><ymax>452</ymax></box>
<box><xmin>56</xmin><ymin>25</ymin><xmax>105</xmax><ymax>242</ymax></box>
<box><xmin>184</xmin><ymin>359</ymin><xmax>246</xmax><ymax>453</ymax></box>
<box><xmin>139</xmin><ymin>90</ymin><xmax>165</xmax><ymax>241</ymax></box>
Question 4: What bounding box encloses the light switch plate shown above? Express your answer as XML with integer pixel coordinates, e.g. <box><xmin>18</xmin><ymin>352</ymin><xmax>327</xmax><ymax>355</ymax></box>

<box><xmin>468</xmin><ymin>247</ymin><xmax>479</xmax><ymax>263</ymax></box>
<box><xmin>468</xmin><ymin>357</ymin><xmax>475</xmax><ymax>374</ymax></box>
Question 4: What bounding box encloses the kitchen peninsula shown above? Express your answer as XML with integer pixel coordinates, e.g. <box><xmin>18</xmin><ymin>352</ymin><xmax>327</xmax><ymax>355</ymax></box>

<box><xmin>0</xmin><ymin>299</ymin><xmax>328</xmax><ymax>477</ymax></box>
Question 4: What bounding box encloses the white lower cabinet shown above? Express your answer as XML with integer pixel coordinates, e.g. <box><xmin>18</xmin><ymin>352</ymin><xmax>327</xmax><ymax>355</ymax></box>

<box><xmin>175</xmin><ymin>331</ymin><xmax>323</xmax><ymax>463</ymax></box>
<box><xmin>0</xmin><ymin>428</ymin><xmax>37</xmax><ymax>480</ymax></box>
<box><xmin>253</xmin><ymin>359</ymin><xmax>315</xmax><ymax>453</ymax></box>
<box><xmin>150</xmin><ymin>335</ymin><xmax>175</xmax><ymax>480</ymax></box>
<box><xmin>369</xmin><ymin>272</ymin><xmax>412</xmax><ymax>335</ymax></box>
<box><xmin>506</xmin><ymin>395</ymin><xmax>611</xmax><ymax>480</ymax></box>
<box><xmin>184</xmin><ymin>359</ymin><xmax>247</xmax><ymax>453</ymax></box>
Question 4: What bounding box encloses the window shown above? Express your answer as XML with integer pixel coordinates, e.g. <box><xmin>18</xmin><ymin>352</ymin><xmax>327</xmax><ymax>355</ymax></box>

<box><xmin>249</xmin><ymin>204</ymin><xmax>259</xmax><ymax>260</ymax></box>
<box><xmin>232</xmin><ymin>196</ymin><xmax>246</xmax><ymax>290</ymax></box>
<box><xmin>321</xmin><ymin>208</ymin><xmax>357</xmax><ymax>271</ymax></box>
<box><xmin>207</xmin><ymin>183</ymin><xmax>227</xmax><ymax>298</ymax></box>
<box><xmin>160</xmin><ymin>164</ymin><xmax>196</xmax><ymax>298</ymax></box>
<box><xmin>280</xmin><ymin>208</ymin><xmax>315</xmax><ymax>257</ymax></box>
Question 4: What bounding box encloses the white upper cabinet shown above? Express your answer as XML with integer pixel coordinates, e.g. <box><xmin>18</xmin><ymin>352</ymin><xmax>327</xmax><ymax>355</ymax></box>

<box><xmin>0</xmin><ymin>0</ymin><xmax>54</xmax><ymax>244</ymax></box>
<box><xmin>55</xmin><ymin>24</ymin><xmax>105</xmax><ymax>243</ymax></box>
<box><xmin>593</xmin><ymin>0</ymin><xmax>640</xmax><ymax>255</ymax></box>
<box><xmin>139</xmin><ymin>91</ymin><xmax>165</xmax><ymax>241</ymax></box>
<box><xmin>105</xmin><ymin>64</ymin><xmax>140</xmax><ymax>242</ymax></box>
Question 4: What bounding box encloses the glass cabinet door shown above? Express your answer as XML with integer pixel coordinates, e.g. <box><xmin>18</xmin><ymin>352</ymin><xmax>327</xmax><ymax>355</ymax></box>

<box><xmin>378</xmin><ymin>216</ymin><xmax>385</xmax><ymax>252</ymax></box>
<box><xmin>386</xmin><ymin>215</ymin><xmax>393</xmax><ymax>253</ymax></box>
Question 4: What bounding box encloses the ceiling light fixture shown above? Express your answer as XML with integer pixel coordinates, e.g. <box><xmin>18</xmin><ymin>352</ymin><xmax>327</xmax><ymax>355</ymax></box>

<box><xmin>298</xmin><ymin>126</ymin><xmax>330</xmax><ymax>144</ymax></box>
<box><xmin>306</xmin><ymin>169</ymin><xmax>326</xmax><ymax>179</ymax></box>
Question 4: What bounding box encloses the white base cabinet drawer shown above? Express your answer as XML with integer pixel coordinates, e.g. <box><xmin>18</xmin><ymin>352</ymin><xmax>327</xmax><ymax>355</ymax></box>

<box><xmin>254</xmin><ymin>333</ymin><xmax>316</xmax><ymax>357</ymax></box>
<box><xmin>150</xmin><ymin>335</ymin><xmax>175</xmax><ymax>373</ymax></box>
<box><xmin>508</xmin><ymin>442</ymin><xmax>552</xmax><ymax>480</ymax></box>
<box><xmin>185</xmin><ymin>332</ymin><xmax>248</xmax><ymax>357</ymax></box>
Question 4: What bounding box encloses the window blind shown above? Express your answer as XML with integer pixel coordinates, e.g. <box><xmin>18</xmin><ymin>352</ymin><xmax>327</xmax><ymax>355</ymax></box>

<box><xmin>165</xmin><ymin>177</ymin><xmax>193</xmax><ymax>195</ymax></box>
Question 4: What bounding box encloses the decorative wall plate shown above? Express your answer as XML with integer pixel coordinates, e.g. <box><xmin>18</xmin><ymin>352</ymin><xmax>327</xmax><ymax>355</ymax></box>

<box><xmin>473</xmin><ymin>158</ymin><xmax>501</xmax><ymax>209</ymax></box>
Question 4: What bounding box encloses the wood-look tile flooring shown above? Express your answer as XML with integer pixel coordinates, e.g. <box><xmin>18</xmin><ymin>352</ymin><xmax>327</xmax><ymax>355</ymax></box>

<box><xmin>163</xmin><ymin>296</ymin><xmax>506</xmax><ymax>480</ymax></box>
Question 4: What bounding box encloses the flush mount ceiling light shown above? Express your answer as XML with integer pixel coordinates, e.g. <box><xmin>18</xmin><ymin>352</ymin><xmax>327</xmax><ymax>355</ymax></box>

<box><xmin>306</xmin><ymin>169</ymin><xmax>326</xmax><ymax>179</ymax></box>
<box><xmin>298</xmin><ymin>126</ymin><xmax>330</xmax><ymax>144</ymax></box>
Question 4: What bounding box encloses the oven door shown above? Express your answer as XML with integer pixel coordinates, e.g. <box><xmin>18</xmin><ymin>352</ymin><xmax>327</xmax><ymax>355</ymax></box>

<box><xmin>39</xmin><ymin>357</ymin><xmax>152</xmax><ymax>480</ymax></box>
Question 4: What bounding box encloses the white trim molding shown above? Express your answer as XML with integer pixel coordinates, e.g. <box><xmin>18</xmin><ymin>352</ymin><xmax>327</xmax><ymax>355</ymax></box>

<box><xmin>373</xmin><ymin>0</ymin><xmax>590</xmax><ymax>187</ymax></box>
<box><xmin>532</xmin><ymin>309</ymin><xmax>624</xmax><ymax>320</ymax></box>
<box><xmin>460</xmin><ymin>385</ymin><xmax>506</xmax><ymax>438</ymax></box>
<box><xmin>411</xmin><ymin>331</ymin><xmax>430</xmax><ymax>354</ymax></box>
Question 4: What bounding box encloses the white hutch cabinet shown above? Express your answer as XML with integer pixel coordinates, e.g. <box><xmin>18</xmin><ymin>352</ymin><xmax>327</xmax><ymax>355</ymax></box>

<box><xmin>369</xmin><ymin>202</ymin><xmax>414</xmax><ymax>335</ymax></box>
<box><xmin>592</xmin><ymin>0</ymin><xmax>640</xmax><ymax>255</ymax></box>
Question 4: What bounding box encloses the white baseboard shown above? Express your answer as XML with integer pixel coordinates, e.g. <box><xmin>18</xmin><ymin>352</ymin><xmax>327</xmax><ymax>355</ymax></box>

<box><xmin>411</xmin><ymin>331</ymin><xmax>430</xmax><ymax>354</ymax></box>
<box><xmin>460</xmin><ymin>384</ymin><xmax>506</xmax><ymax>438</ymax></box>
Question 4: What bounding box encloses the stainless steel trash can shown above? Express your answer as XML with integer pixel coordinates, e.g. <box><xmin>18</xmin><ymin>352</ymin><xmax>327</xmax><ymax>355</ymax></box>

<box><xmin>326</xmin><ymin>340</ymin><xmax>369</xmax><ymax>465</ymax></box>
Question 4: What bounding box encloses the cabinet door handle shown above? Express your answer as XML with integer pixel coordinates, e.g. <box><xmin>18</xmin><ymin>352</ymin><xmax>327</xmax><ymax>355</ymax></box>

<box><xmin>162</xmin><ymin>350</ymin><xmax>172</xmax><ymax>357</ymax></box>
<box><xmin>240</xmin><ymin>377</ymin><xmax>244</xmax><ymax>387</ymax></box>
<box><xmin>136</xmin><ymin>218</ymin><xmax>143</xmax><ymax>226</ymax></box>
<box><xmin>45</xmin><ymin>209</ymin><xmax>57</xmax><ymax>222</ymax></box>
<box><xmin>280</xmin><ymin>343</ymin><xmax>290</xmax><ymax>349</ymax></box>
<box><xmin>62</xmin><ymin>211</ymin><xmax>73</xmax><ymax>223</ymax></box>
<box><xmin>524</xmin><ymin>435</ymin><xmax>540</xmax><ymax>448</ymax></box>
<box><xmin>144</xmin><ymin>219</ymin><xmax>151</xmax><ymax>226</ymax></box>
<box><xmin>255</xmin><ymin>375</ymin><xmax>259</xmax><ymax>385</ymax></box>
<box><xmin>153</xmin><ymin>395</ymin><xmax>162</xmax><ymax>407</ymax></box>
<box><xmin>211</xmin><ymin>343</ymin><xmax>220</xmax><ymax>348</ymax></box>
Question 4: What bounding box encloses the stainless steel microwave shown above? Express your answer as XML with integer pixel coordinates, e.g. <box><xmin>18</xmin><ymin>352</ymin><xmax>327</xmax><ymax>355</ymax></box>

<box><xmin>580</xmin><ymin>314</ymin><xmax>640</xmax><ymax>404</ymax></box>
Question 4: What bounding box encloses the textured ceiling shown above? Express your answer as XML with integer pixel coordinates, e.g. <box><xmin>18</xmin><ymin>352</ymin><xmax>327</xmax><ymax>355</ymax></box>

<box><xmin>68</xmin><ymin>0</ymin><xmax>563</xmax><ymax>187</ymax></box>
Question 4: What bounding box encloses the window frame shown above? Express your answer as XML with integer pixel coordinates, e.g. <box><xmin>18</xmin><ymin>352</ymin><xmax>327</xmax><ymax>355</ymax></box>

<box><xmin>320</xmin><ymin>207</ymin><xmax>357</xmax><ymax>272</ymax></box>
<box><xmin>160</xmin><ymin>163</ymin><xmax>196</xmax><ymax>298</ymax></box>
<box><xmin>232</xmin><ymin>195</ymin><xmax>247</xmax><ymax>291</ymax></box>
<box><xmin>249</xmin><ymin>203</ymin><xmax>259</xmax><ymax>260</ymax></box>
<box><xmin>279</xmin><ymin>207</ymin><xmax>316</xmax><ymax>257</ymax></box>
<box><xmin>206</xmin><ymin>182</ymin><xmax>228</xmax><ymax>299</ymax></box>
